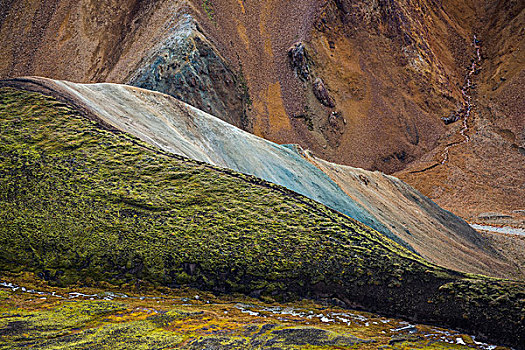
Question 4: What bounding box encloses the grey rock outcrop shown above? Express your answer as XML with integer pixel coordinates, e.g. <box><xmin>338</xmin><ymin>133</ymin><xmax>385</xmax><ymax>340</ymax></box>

<box><xmin>129</xmin><ymin>15</ymin><xmax>249</xmax><ymax>130</ymax></box>
<box><xmin>313</xmin><ymin>78</ymin><xmax>335</xmax><ymax>107</ymax></box>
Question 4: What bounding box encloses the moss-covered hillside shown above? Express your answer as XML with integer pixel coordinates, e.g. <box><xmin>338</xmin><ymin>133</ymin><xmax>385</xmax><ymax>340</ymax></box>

<box><xmin>0</xmin><ymin>88</ymin><xmax>524</xmax><ymax>348</ymax></box>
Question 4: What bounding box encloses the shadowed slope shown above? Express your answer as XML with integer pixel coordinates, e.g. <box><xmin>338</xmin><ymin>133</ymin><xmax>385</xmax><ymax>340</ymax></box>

<box><xmin>0</xmin><ymin>87</ymin><xmax>524</xmax><ymax>348</ymax></box>
<box><xmin>0</xmin><ymin>77</ymin><xmax>517</xmax><ymax>280</ymax></box>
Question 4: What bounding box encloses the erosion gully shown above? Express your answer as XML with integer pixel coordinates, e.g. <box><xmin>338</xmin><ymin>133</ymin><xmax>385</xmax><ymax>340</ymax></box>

<box><xmin>440</xmin><ymin>35</ymin><xmax>482</xmax><ymax>165</ymax></box>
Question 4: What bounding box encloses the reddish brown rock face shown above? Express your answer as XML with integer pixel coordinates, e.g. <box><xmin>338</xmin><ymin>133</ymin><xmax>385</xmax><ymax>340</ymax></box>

<box><xmin>191</xmin><ymin>0</ymin><xmax>524</xmax><ymax>223</ymax></box>
<box><xmin>395</xmin><ymin>0</ymin><xmax>525</xmax><ymax>224</ymax></box>
<box><xmin>190</xmin><ymin>0</ymin><xmax>474</xmax><ymax>174</ymax></box>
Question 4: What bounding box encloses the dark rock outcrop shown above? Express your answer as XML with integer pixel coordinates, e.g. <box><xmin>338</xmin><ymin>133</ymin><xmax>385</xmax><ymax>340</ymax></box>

<box><xmin>288</xmin><ymin>42</ymin><xmax>310</xmax><ymax>81</ymax></box>
<box><xmin>313</xmin><ymin>78</ymin><xmax>335</xmax><ymax>107</ymax></box>
<box><xmin>441</xmin><ymin>111</ymin><xmax>461</xmax><ymax>125</ymax></box>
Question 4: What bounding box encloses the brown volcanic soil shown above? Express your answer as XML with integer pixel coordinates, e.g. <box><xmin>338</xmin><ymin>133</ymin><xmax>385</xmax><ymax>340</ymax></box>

<box><xmin>190</xmin><ymin>0</ymin><xmax>485</xmax><ymax>174</ymax></box>
<box><xmin>0</xmin><ymin>0</ymin><xmax>475</xmax><ymax>172</ymax></box>
<box><xmin>190</xmin><ymin>0</ymin><xmax>323</xmax><ymax>143</ymax></box>
<box><xmin>396</xmin><ymin>0</ymin><xmax>525</xmax><ymax>224</ymax></box>
<box><xmin>0</xmin><ymin>0</ymin><xmax>191</xmax><ymax>82</ymax></box>
<box><xmin>194</xmin><ymin>0</ymin><xmax>524</xmax><ymax>226</ymax></box>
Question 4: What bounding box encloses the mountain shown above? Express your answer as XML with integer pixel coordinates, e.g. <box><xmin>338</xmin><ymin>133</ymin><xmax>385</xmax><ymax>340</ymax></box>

<box><xmin>1</xmin><ymin>0</ymin><xmax>522</xmax><ymax>226</ymax></box>
<box><xmin>1</xmin><ymin>86</ymin><xmax>524</xmax><ymax>348</ymax></box>
<box><xmin>1</xmin><ymin>1</ymin><xmax>524</xmax><ymax>348</ymax></box>
<box><xmin>3</xmin><ymin>76</ymin><xmax>520</xmax><ymax>280</ymax></box>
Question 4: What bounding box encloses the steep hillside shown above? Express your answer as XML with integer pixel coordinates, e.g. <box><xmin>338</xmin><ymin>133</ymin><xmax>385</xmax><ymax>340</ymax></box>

<box><xmin>0</xmin><ymin>0</ymin><xmax>522</xmax><ymax>222</ymax></box>
<box><xmin>0</xmin><ymin>0</ymin><xmax>247</xmax><ymax>127</ymax></box>
<box><xmin>187</xmin><ymin>0</ymin><xmax>476</xmax><ymax>172</ymax></box>
<box><xmin>3</xmin><ymin>76</ymin><xmax>519</xmax><ymax>280</ymax></box>
<box><xmin>396</xmin><ymin>0</ymin><xmax>525</xmax><ymax>225</ymax></box>
<box><xmin>0</xmin><ymin>87</ymin><xmax>524</xmax><ymax>348</ymax></box>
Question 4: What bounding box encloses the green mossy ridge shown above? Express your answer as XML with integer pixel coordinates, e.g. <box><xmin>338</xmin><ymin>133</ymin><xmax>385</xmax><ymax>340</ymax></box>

<box><xmin>0</xmin><ymin>88</ymin><xmax>524</xmax><ymax>348</ymax></box>
<box><xmin>0</xmin><ymin>87</ymin><xmax>431</xmax><ymax>288</ymax></box>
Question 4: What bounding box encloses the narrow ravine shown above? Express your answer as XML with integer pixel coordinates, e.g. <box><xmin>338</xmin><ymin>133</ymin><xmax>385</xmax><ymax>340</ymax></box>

<box><xmin>409</xmin><ymin>35</ymin><xmax>482</xmax><ymax>174</ymax></box>
<box><xmin>440</xmin><ymin>35</ymin><xmax>482</xmax><ymax>165</ymax></box>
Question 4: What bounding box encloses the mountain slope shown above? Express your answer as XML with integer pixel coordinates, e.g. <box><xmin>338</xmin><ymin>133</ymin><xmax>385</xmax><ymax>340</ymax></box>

<box><xmin>302</xmin><ymin>153</ymin><xmax>523</xmax><ymax>278</ymax></box>
<box><xmin>0</xmin><ymin>0</ymin><xmax>522</xmax><ymax>224</ymax></box>
<box><xmin>0</xmin><ymin>87</ymin><xmax>524</xmax><ymax>348</ymax></box>
<box><xmin>0</xmin><ymin>0</ymin><xmax>493</xmax><ymax>170</ymax></box>
<box><xmin>189</xmin><ymin>0</ymin><xmax>475</xmax><ymax>171</ymax></box>
<box><xmin>2</xmin><ymin>76</ymin><xmax>518</xmax><ymax>280</ymax></box>
<box><xmin>396</xmin><ymin>1</ymin><xmax>525</xmax><ymax>225</ymax></box>
<box><xmin>0</xmin><ymin>0</ymin><xmax>247</xmax><ymax>127</ymax></box>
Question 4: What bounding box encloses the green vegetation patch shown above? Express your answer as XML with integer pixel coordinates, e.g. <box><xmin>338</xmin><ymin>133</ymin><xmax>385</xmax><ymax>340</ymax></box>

<box><xmin>0</xmin><ymin>87</ymin><xmax>523</xmax><ymax>348</ymax></box>
<box><xmin>201</xmin><ymin>0</ymin><xmax>215</xmax><ymax>22</ymax></box>
<box><xmin>0</xmin><ymin>285</ymin><xmax>509</xmax><ymax>350</ymax></box>
<box><xmin>0</xmin><ymin>300</ymin><xmax>182</xmax><ymax>349</ymax></box>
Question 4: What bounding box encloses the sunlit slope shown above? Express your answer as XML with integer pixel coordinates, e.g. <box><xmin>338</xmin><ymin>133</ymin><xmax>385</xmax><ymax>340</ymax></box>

<box><xmin>302</xmin><ymin>153</ymin><xmax>523</xmax><ymax>279</ymax></box>
<box><xmin>0</xmin><ymin>87</ymin><xmax>524</xmax><ymax>348</ymax></box>
<box><xmin>0</xmin><ymin>77</ymin><xmax>514</xmax><ymax>279</ymax></box>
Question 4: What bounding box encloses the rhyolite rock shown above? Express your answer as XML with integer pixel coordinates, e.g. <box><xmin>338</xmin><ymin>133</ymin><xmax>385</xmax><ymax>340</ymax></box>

<box><xmin>129</xmin><ymin>15</ymin><xmax>249</xmax><ymax>130</ymax></box>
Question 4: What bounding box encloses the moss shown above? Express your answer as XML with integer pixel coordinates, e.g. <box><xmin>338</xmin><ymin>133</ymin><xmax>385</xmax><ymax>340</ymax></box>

<box><xmin>201</xmin><ymin>0</ymin><xmax>215</xmax><ymax>22</ymax></box>
<box><xmin>0</xmin><ymin>88</ymin><xmax>436</xmax><ymax>290</ymax></box>
<box><xmin>0</xmin><ymin>301</ymin><xmax>125</xmax><ymax>342</ymax></box>
<box><xmin>0</xmin><ymin>87</ymin><xmax>524</xmax><ymax>348</ymax></box>
<box><xmin>0</xmin><ymin>307</ymin><xmax>184</xmax><ymax>350</ymax></box>
<box><xmin>0</xmin><ymin>282</ymin><xmax>514</xmax><ymax>350</ymax></box>
<box><xmin>0</xmin><ymin>290</ymin><xmax>10</xmax><ymax>300</ymax></box>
